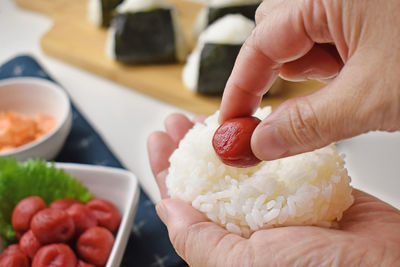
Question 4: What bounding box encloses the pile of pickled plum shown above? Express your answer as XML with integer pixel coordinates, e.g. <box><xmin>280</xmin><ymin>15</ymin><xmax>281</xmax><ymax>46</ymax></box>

<box><xmin>0</xmin><ymin>196</ymin><xmax>121</xmax><ymax>267</ymax></box>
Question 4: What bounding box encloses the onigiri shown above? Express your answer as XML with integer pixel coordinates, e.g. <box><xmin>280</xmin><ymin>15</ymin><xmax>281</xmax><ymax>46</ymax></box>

<box><xmin>183</xmin><ymin>14</ymin><xmax>255</xmax><ymax>95</ymax></box>
<box><xmin>105</xmin><ymin>0</ymin><xmax>187</xmax><ymax>64</ymax></box>
<box><xmin>166</xmin><ymin>107</ymin><xmax>354</xmax><ymax>237</ymax></box>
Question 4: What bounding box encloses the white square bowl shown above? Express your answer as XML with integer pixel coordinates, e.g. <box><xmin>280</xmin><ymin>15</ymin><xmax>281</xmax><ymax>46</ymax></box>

<box><xmin>55</xmin><ymin>162</ymin><xmax>140</xmax><ymax>267</ymax></box>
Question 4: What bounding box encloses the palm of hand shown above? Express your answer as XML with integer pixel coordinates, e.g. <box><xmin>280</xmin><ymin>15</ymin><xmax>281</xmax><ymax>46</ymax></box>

<box><xmin>148</xmin><ymin>114</ymin><xmax>400</xmax><ymax>267</ymax></box>
<box><xmin>247</xmin><ymin>191</ymin><xmax>400</xmax><ymax>266</ymax></box>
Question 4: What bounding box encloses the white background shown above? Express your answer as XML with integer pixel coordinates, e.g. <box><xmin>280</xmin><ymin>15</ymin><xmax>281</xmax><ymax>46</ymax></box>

<box><xmin>0</xmin><ymin>0</ymin><xmax>399</xmax><ymax>209</ymax></box>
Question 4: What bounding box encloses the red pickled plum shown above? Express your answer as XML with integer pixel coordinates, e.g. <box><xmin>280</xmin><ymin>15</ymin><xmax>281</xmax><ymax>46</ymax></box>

<box><xmin>66</xmin><ymin>203</ymin><xmax>98</xmax><ymax>236</ymax></box>
<box><xmin>212</xmin><ymin>116</ymin><xmax>261</xmax><ymax>168</ymax></box>
<box><xmin>0</xmin><ymin>253</ymin><xmax>29</xmax><ymax>267</ymax></box>
<box><xmin>19</xmin><ymin>230</ymin><xmax>41</xmax><ymax>259</ymax></box>
<box><xmin>0</xmin><ymin>244</ymin><xmax>23</xmax><ymax>258</ymax></box>
<box><xmin>0</xmin><ymin>244</ymin><xmax>29</xmax><ymax>267</ymax></box>
<box><xmin>12</xmin><ymin>196</ymin><xmax>46</xmax><ymax>233</ymax></box>
<box><xmin>76</xmin><ymin>226</ymin><xmax>114</xmax><ymax>266</ymax></box>
<box><xmin>32</xmin><ymin>244</ymin><xmax>77</xmax><ymax>267</ymax></box>
<box><xmin>31</xmin><ymin>208</ymin><xmax>75</xmax><ymax>244</ymax></box>
<box><xmin>50</xmin><ymin>198</ymin><xmax>81</xmax><ymax>210</ymax></box>
<box><xmin>86</xmin><ymin>199</ymin><xmax>121</xmax><ymax>233</ymax></box>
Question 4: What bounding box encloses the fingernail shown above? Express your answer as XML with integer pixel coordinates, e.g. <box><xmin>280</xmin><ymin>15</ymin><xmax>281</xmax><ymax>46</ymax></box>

<box><xmin>156</xmin><ymin>201</ymin><xmax>169</xmax><ymax>224</ymax></box>
<box><xmin>252</xmin><ymin>124</ymin><xmax>288</xmax><ymax>160</ymax></box>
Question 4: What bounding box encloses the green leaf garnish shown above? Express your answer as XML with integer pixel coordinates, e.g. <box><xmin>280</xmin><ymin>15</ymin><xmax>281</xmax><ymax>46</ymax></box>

<box><xmin>0</xmin><ymin>158</ymin><xmax>94</xmax><ymax>245</ymax></box>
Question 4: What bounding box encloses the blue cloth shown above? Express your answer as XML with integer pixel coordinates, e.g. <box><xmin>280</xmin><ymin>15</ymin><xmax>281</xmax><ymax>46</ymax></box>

<box><xmin>0</xmin><ymin>55</ymin><xmax>186</xmax><ymax>267</ymax></box>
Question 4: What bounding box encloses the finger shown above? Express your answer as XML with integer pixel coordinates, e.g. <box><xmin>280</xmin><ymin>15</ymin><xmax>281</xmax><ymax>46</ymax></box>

<box><xmin>164</xmin><ymin>113</ymin><xmax>194</xmax><ymax>145</ymax></box>
<box><xmin>155</xmin><ymin>169</ymin><xmax>169</xmax><ymax>199</ymax></box>
<box><xmin>156</xmin><ymin>199</ymin><xmax>246</xmax><ymax>267</ymax></box>
<box><xmin>280</xmin><ymin>44</ymin><xmax>343</xmax><ymax>82</ymax></box>
<box><xmin>147</xmin><ymin>131</ymin><xmax>176</xmax><ymax>180</ymax></box>
<box><xmin>219</xmin><ymin>2</ymin><xmax>315</xmax><ymax>123</ymax></box>
<box><xmin>147</xmin><ymin>132</ymin><xmax>177</xmax><ymax>198</ymax></box>
<box><xmin>251</xmin><ymin>50</ymin><xmax>395</xmax><ymax>160</ymax></box>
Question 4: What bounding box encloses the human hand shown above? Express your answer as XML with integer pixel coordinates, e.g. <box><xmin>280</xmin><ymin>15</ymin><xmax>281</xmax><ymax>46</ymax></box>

<box><xmin>220</xmin><ymin>0</ymin><xmax>400</xmax><ymax>161</ymax></box>
<box><xmin>147</xmin><ymin>114</ymin><xmax>400</xmax><ymax>266</ymax></box>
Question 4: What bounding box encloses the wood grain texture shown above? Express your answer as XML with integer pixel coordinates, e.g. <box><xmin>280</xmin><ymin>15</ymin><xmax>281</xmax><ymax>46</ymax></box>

<box><xmin>15</xmin><ymin>0</ymin><xmax>323</xmax><ymax>115</ymax></box>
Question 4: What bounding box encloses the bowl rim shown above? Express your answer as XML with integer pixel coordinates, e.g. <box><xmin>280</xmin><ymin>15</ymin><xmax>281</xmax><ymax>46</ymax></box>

<box><xmin>0</xmin><ymin>77</ymin><xmax>72</xmax><ymax>156</ymax></box>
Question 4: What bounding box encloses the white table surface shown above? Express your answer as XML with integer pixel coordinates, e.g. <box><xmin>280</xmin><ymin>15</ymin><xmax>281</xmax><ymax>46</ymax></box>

<box><xmin>1</xmin><ymin>0</ymin><xmax>399</xmax><ymax>209</ymax></box>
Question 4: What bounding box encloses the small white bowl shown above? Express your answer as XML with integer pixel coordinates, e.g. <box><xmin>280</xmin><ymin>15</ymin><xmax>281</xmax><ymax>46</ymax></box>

<box><xmin>0</xmin><ymin>77</ymin><xmax>72</xmax><ymax>160</ymax></box>
<box><xmin>54</xmin><ymin>163</ymin><xmax>140</xmax><ymax>267</ymax></box>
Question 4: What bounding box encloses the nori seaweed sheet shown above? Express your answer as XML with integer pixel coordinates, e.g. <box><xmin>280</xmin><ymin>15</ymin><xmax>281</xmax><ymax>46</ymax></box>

<box><xmin>101</xmin><ymin>0</ymin><xmax>123</xmax><ymax>27</ymax></box>
<box><xmin>113</xmin><ymin>8</ymin><xmax>177</xmax><ymax>64</ymax></box>
<box><xmin>197</xmin><ymin>43</ymin><xmax>242</xmax><ymax>95</ymax></box>
<box><xmin>207</xmin><ymin>2</ymin><xmax>261</xmax><ymax>26</ymax></box>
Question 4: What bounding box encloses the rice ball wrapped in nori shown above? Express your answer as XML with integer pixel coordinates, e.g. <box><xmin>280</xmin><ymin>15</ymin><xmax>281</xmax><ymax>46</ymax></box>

<box><xmin>193</xmin><ymin>0</ymin><xmax>261</xmax><ymax>40</ymax></box>
<box><xmin>166</xmin><ymin>107</ymin><xmax>354</xmax><ymax>237</ymax></box>
<box><xmin>88</xmin><ymin>0</ymin><xmax>123</xmax><ymax>27</ymax></box>
<box><xmin>183</xmin><ymin>14</ymin><xmax>254</xmax><ymax>95</ymax></box>
<box><xmin>106</xmin><ymin>0</ymin><xmax>187</xmax><ymax>64</ymax></box>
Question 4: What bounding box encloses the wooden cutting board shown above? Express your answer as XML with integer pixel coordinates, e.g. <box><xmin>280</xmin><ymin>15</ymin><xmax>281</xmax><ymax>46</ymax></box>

<box><xmin>15</xmin><ymin>0</ymin><xmax>323</xmax><ymax>115</ymax></box>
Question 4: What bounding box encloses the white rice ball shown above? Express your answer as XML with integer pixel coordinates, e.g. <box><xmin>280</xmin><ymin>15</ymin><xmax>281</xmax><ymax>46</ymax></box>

<box><xmin>183</xmin><ymin>14</ymin><xmax>255</xmax><ymax>91</ymax></box>
<box><xmin>192</xmin><ymin>0</ymin><xmax>260</xmax><ymax>39</ymax></box>
<box><xmin>166</xmin><ymin>107</ymin><xmax>354</xmax><ymax>237</ymax></box>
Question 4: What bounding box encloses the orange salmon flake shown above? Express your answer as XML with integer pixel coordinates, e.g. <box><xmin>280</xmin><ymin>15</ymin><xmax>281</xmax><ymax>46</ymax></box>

<box><xmin>0</xmin><ymin>111</ymin><xmax>56</xmax><ymax>152</ymax></box>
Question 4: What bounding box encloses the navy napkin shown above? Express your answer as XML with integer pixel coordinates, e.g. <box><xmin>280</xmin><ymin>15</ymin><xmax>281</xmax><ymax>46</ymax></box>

<box><xmin>0</xmin><ymin>55</ymin><xmax>186</xmax><ymax>267</ymax></box>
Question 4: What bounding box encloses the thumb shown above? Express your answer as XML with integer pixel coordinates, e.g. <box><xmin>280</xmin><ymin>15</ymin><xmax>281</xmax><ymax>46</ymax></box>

<box><xmin>251</xmin><ymin>52</ymin><xmax>397</xmax><ymax>160</ymax></box>
<box><xmin>156</xmin><ymin>199</ymin><xmax>245</xmax><ymax>267</ymax></box>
